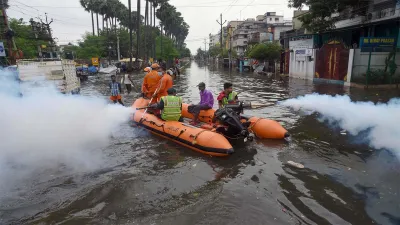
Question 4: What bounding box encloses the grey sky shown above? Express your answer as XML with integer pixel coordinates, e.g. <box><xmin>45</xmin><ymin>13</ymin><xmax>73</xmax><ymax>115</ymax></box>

<box><xmin>8</xmin><ymin>0</ymin><xmax>295</xmax><ymax>54</ymax></box>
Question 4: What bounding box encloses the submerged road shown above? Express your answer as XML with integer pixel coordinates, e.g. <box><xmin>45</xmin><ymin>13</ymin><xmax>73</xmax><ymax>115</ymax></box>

<box><xmin>2</xmin><ymin>61</ymin><xmax>400</xmax><ymax>225</ymax></box>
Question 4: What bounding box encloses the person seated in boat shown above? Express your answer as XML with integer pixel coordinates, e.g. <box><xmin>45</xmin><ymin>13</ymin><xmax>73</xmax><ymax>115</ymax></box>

<box><xmin>142</xmin><ymin>63</ymin><xmax>162</xmax><ymax>102</ymax></box>
<box><xmin>188</xmin><ymin>82</ymin><xmax>214</xmax><ymax>126</ymax></box>
<box><xmin>149</xmin><ymin>88</ymin><xmax>183</xmax><ymax>122</ymax></box>
<box><xmin>109</xmin><ymin>75</ymin><xmax>124</xmax><ymax>106</ymax></box>
<box><xmin>217</xmin><ymin>82</ymin><xmax>238</xmax><ymax>108</ymax></box>
<box><xmin>153</xmin><ymin>63</ymin><xmax>173</xmax><ymax>100</ymax></box>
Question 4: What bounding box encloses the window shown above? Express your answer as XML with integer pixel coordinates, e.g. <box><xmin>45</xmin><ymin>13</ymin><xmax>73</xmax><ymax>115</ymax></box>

<box><xmin>275</xmin><ymin>18</ymin><xmax>279</xmax><ymax>21</ymax></box>
<box><xmin>269</xmin><ymin>18</ymin><xmax>272</xmax><ymax>21</ymax></box>
<box><xmin>244</xmin><ymin>35</ymin><xmax>248</xmax><ymax>38</ymax></box>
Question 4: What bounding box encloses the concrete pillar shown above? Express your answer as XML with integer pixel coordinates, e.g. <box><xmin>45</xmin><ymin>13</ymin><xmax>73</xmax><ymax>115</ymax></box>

<box><xmin>345</xmin><ymin>49</ymin><xmax>355</xmax><ymax>86</ymax></box>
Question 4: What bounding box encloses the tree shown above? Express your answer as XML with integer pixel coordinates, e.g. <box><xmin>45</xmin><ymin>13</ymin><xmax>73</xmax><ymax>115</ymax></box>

<box><xmin>248</xmin><ymin>43</ymin><xmax>281</xmax><ymax>62</ymax></box>
<box><xmin>156</xmin><ymin>36</ymin><xmax>179</xmax><ymax>60</ymax></box>
<box><xmin>195</xmin><ymin>48</ymin><xmax>206</xmax><ymax>60</ymax></box>
<box><xmin>208</xmin><ymin>45</ymin><xmax>221</xmax><ymax>57</ymax></box>
<box><xmin>179</xmin><ymin>47</ymin><xmax>191</xmax><ymax>58</ymax></box>
<box><xmin>288</xmin><ymin>0</ymin><xmax>365</xmax><ymax>32</ymax></box>
<box><xmin>9</xmin><ymin>18</ymin><xmax>47</xmax><ymax>59</ymax></box>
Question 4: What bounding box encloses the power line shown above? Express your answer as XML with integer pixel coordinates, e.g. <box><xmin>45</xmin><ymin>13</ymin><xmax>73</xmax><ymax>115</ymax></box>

<box><xmin>10</xmin><ymin>4</ymin><xmax>86</xmax><ymax>21</ymax></box>
<box><xmin>18</xmin><ymin>3</ymin><xmax>284</xmax><ymax>9</ymax></box>
<box><xmin>8</xmin><ymin>8</ymin><xmax>93</xmax><ymax>28</ymax></box>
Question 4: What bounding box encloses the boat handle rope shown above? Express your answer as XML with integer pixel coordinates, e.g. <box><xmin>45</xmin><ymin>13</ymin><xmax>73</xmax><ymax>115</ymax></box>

<box><xmin>140</xmin><ymin>119</ymin><xmax>187</xmax><ymax>138</ymax></box>
<box><xmin>190</xmin><ymin>130</ymin><xmax>208</xmax><ymax>145</ymax></box>
<box><xmin>248</xmin><ymin>118</ymin><xmax>263</xmax><ymax>138</ymax></box>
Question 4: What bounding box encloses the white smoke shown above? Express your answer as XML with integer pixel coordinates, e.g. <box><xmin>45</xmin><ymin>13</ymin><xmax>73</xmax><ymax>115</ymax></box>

<box><xmin>0</xmin><ymin>68</ymin><xmax>133</xmax><ymax>190</ymax></box>
<box><xmin>280</xmin><ymin>94</ymin><xmax>400</xmax><ymax>155</ymax></box>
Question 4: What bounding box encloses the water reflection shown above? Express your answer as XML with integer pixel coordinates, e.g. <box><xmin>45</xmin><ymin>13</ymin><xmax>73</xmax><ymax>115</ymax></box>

<box><xmin>3</xmin><ymin>61</ymin><xmax>400</xmax><ymax>225</ymax></box>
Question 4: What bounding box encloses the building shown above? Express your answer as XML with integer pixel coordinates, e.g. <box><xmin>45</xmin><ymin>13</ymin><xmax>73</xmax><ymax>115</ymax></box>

<box><xmin>209</xmin><ymin>33</ymin><xmax>220</xmax><ymax>48</ymax></box>
<box><xmin>231</xmin><ymin>19</ymin><xmax>269</xmax><ymax>55</ymax></box>
<box><xmin>280</xmin><ymin>0</ymin><xmax>400</xmax><ymax>86</ymax></box>
<box><xmin>263</xmin><ymin>12</ymin><xmax>284</xmax><ymax>24</ymax></box>
<box><xmin>225</xmin><ymin>20</ymin><xmax>244</xmax><ymax>49</ymax></box>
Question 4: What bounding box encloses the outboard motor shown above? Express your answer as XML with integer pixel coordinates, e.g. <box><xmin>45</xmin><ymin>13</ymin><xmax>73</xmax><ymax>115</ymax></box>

<box><xmin>224</xmin><ymin>101</ymin><xmax>251</xmax><ymax>114</ymax></box>
<box><xmin>213</xmin><ymin>107</ymin><xmax>253</xmax><ymax>141</ymax></box>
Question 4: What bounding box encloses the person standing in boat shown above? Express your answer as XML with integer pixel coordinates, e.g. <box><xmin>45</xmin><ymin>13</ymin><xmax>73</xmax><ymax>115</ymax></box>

<box><xmin>188</xmin><ymin>82</ymin><xmax>214</xmax><ymax>125</ymax></box>
<box><xmin>150</xmin><ymin>88</ymin><xmax>183</xmax><ymax>122</ymax></box>
<box><xmin>217</xmin><ymin>82</ymin><xmax>238</xmax><ymax>108</ymax></box>
<box><xmin>122</xmin><ymin>68</ymin><xmax>134</xmax><ymax>94</ymax></box>
<box><xmin>153</xmin><ymin>63</ymin><xmax>173</xmax><ymax>100</ymax></box>
<box><xmin>109</xmin><ymin>75</ymin><xmax>124</xmax><ymax>106</ymax></box>
<box><xmin>142</xmin><ymin>63</ymin><xmax>162</xmax><ymax>103</ymax></box>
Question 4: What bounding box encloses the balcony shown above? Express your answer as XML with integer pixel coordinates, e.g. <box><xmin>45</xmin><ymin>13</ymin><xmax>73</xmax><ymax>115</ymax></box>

<box><xmin>367</xmin><ymin>7</ymin><xmax>400</xmax><ymax>22</ymax></box>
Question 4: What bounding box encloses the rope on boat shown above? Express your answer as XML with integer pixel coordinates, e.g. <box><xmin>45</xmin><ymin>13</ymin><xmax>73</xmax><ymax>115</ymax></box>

<box><xmin>248</xmin><ymin>118</ymin><xmax>263</xmax><ymax>138</ymax></box>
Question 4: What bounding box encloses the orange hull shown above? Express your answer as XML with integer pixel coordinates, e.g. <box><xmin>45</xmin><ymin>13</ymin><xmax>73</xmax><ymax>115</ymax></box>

<box><xmin>132</xmin><ymin>98</ymin><xmax>234</xmax><ymax>157</ymax></box>
<box><xmin>181</xmin><ymin>104</ymin><xmax>288</xmax><ymax>139</ymax></box>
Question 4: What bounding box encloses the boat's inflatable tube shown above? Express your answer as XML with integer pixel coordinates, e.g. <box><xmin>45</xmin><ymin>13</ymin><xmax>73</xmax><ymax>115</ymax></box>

<box><xmin>132</xmin><ymin>98</ymin><xmax>234</xmax><ymax>157</ymax></box>
<box><xmin>181</xmin><ymin>104</ymin><xmax>288</xmax><ymax>139</ymax></box>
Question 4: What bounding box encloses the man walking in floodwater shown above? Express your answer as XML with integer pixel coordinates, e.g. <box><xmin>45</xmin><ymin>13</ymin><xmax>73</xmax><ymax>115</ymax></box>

<box><xmin>109</xmin><ymin>75</ymin><xmax>124</xmax><ymax>106</ymax></box>
<box><xmin>188</xmin><ymin>82</ymin><xmax>214</xmax><ymax>125</ymax></box>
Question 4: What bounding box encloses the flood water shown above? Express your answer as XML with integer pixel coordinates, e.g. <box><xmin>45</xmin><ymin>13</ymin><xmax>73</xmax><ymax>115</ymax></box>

<box><xmin>2</xmin><ymin>61</ymin><xmax>400</xmax><ymax>225</ymax></box>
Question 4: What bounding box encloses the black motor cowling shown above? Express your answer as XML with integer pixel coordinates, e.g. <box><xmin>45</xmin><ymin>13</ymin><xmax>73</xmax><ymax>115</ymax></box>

<box><xmin>213</xmin><ymin>107</ymin><xmax>251</xmax><ymax>139</ymax></box>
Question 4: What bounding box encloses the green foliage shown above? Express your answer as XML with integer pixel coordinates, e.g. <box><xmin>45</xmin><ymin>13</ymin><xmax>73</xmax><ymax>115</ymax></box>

<box><xmin>288</xmin><ymin>0</ymin><xmax>363</xmax><ymax>32</ymax></box>
<box><xmin>248</xmin><ymin>43</ymin><xmax>281</xmax><ymax>61</ymax></box>
<box><xmin>10</xmin><ymin>18</ymin><xmax>48</xmax><ymax>59</ymax></box>
<box><xmin>195</xmin><ymin>48</ymin><xmax>206</xmax><ymax>60</ymax></box>
<box><xmin>222</xmin><ymin>48</ymin><xmax>237</xmax><ymax>58</ymax></box>
<box><xmin>155</xmin><ymin>36</ymin><xmax>179</xmax><ymax>60</ymax></box>
<box><xmin>208</xmin><ymin>45</ymin><xmax>221</xmax><ymax>57</ymax></box>
<box><xmin>179</xmin><ymin>47</ymin><xmax>191</xmax><ymax>58</ymax></box>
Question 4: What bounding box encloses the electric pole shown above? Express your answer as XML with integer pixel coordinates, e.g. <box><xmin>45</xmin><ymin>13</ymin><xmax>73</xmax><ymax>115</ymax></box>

<box><xmin>117</xmin><ymin>35</ymin><xmax>120</xmax><ymax>61</ymax></box>
<box><xmin>216</xmin><ymin>14</ymin><xmax>226</xmax><ymax>57</ymax></box>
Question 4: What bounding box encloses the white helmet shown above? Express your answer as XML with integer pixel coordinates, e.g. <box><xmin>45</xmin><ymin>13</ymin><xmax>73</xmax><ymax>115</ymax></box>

<box><xmin>166</xmin><ymin>69</ymin><xmax>174</xmax><ymax>76</ymax></box>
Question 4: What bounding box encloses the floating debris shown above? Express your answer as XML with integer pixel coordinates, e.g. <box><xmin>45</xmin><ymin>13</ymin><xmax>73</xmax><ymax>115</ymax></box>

<box><xmin>287</xmin><ymin>161</ymin><xmax>304</xmax><ymax>169</ymax></box>
<box><xmin>251</xmin><ymin>175</ymin><xmax>260</xmax><ymax>182</ymax></box>
<box><xmin>340</xmin><ymin>130</ymin><xmax>347</xmax><ymax>135</ymax></box>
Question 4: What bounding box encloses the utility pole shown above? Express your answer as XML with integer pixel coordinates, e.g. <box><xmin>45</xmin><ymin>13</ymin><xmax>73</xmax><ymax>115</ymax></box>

<box><xmin>216</xmin><ymin>13</ymin><xmax>227</xmax><ymax>57</ymax></box>
<box><xmin>128</xmin><ymin>0</ymin><xmax>133</xmax><ymax>67</ymax></box>
<box><xmin>117</xmin><ymin>35</ymin><xmax>120</xmax><ymax>61</ymax></box>
<box><xmin>44</xmin><ymin>13</ymin><xmax>54</xmax><ymax>58</ymax></box>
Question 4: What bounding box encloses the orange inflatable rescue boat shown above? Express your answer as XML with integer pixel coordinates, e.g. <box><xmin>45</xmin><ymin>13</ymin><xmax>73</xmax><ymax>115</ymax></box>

<box><xmin>131</xmin><ymin>98</ymin><xmax>289</xmax><ymax>157</ymax></box>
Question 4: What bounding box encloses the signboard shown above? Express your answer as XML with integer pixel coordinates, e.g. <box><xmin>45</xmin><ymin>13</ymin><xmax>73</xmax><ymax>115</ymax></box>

<box><xmin>289</xmin><ymin>37</ymin><xmax>314</xmax><ymax>50</ymax></box>
<box><xmin>295</xmin><ymin>49</ymin><xmax>312</xmax><ymax>56</ymax></box>
<box><xmin>0</xmin><ymin>42</ymin><xmax>6</xmax><ymax>57</ymax></box>
<box><xmin>91</xmin><ymin>57</ymin><xmax>99</xmax><ymax>66</ymax></box>
<box><xmin>359</xmin><ymin>37</ymin><xmax>396</xmax><ymax>52</ymax></box>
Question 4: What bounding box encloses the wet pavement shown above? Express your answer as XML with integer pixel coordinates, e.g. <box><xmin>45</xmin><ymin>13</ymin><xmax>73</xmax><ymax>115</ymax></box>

<box><xmin>2</xmin><ymin>61</ymin><xmax>400</xmax><ymax>225</ymax></box>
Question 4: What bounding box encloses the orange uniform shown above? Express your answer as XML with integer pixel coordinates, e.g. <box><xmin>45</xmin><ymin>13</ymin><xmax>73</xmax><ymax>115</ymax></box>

<box><xmin>142</xmin><ymin>70</ymin><xmax>162</xmax><ymax>99</ymax></box>
<box><xmin>156</xmin><ymin>74</ymin><xmax>173</xmax><ymax>99</ymax></box>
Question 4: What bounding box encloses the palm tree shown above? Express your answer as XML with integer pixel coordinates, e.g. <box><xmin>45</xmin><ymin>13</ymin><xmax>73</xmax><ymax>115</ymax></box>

<box><xmin>136</xmin><ymin>0</ymin><xmax>141</xmax><ymax>59</ymax></box>
<box><xmin>80</xmin><ymin>0</ymin><xmax>96</xmax><ymax>35</ymax></box>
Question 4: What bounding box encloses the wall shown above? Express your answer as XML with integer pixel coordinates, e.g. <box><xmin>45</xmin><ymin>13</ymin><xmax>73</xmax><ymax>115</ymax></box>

<box><xmin>273</xmin><ymin>26</ymin><xmax>292</xmax><ymax>41</ymax></box>
<box><xmin>352</xmin><ymin>49</ymin><xmax>400</xmax><ymax>78</ymax></box>
<box><xmin>288</xmin><ymin>36</ymin><xmax>315</xmax><ymax>80</ymax></box>
<box><xmin>289</xmin><ymin>49</ymin><xmax>315</xmax><ymax>80</ymax></box>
